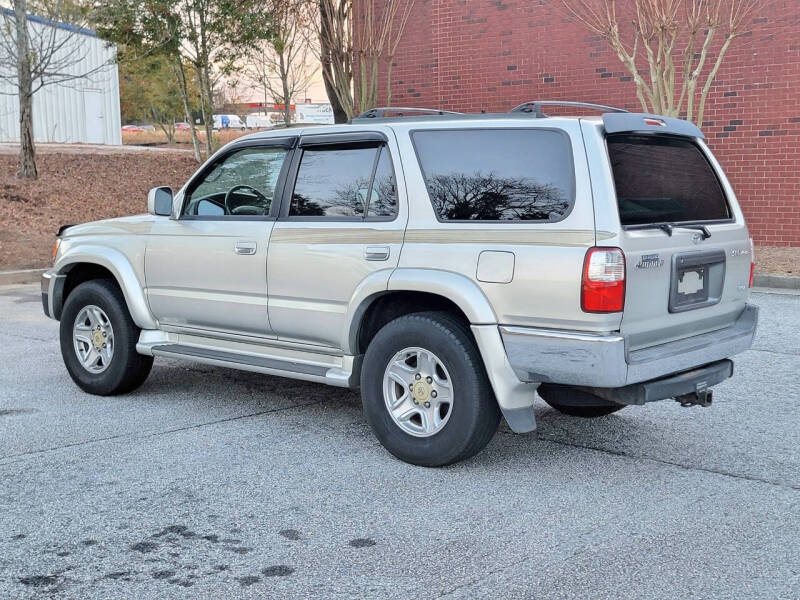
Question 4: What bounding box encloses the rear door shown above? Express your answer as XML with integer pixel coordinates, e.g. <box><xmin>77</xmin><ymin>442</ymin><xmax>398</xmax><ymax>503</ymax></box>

<box><xmin>601</xmin><ymin>131</ymin><xmax>752</xmax><ymax>351</ymax></box>
<box><xmin>266</xmin><ymin>131</ymin><xmax>405</xmax><ymax>348</ymax></box>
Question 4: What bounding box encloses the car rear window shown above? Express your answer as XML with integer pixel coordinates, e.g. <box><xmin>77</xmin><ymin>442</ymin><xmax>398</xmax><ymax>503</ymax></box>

<box><xmin>606</xmin><ymin>134</ymin><xmax>730</xmax><ymax>226</ymax></box>
<box><xmin>412</xmin><ymin>129</ymin><xmax>575</xmax><ymax>222</ymax></box>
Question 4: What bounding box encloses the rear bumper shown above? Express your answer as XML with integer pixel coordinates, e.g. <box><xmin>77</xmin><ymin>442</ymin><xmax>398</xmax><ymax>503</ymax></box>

<box><xmin>578</xmin><ymin>359</ymin><xmax>733</xmax><ymax>406</ymax></box>
<box><xmin>500</xmin><ymin>304</ymin><xmax>758</xmax><ymax>388</ymax></box>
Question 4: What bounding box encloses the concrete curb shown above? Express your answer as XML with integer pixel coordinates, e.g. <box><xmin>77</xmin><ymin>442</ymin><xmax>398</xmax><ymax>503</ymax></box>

<box><xmin>753</xmin><ymin>274</ymin><xmax>800</xmax><ymax>290</ymax></box>
<box><xmin>0</xmin><ymin>268</ymin><xmax>46</xmax><ymax>286</ymax></box>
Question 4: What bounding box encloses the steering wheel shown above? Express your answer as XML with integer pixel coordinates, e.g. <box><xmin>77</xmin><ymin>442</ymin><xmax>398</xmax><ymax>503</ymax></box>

<box><xmin>224</xmin><ymin>185</ymin><xmax>269</xmax><ymax>215</ymax></box>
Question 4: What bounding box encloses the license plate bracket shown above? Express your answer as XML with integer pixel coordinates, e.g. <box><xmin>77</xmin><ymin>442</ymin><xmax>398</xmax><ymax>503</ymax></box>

<box><xmin>669</xmin><ymin>249</ymin><xmax>726</xmax><ymax>313</ymax></box>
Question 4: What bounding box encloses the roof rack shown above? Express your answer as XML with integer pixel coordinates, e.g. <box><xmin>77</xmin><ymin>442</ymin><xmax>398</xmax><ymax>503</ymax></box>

<box><xmin>351</xmin><ymin>107</ymin><xmax>464</xmax><ymax>121</ymax></box>
<box><xmin>509</xmin><ymin>101</ymin><xmax>629</xmax><ymax>118</ymax></box>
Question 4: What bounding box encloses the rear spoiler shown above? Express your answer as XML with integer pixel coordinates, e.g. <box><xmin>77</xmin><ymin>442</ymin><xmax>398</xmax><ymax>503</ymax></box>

<box><xmin>602</xmin><ymin>113</ymin><xmax>705</xmax><ymax>140</ymax></box>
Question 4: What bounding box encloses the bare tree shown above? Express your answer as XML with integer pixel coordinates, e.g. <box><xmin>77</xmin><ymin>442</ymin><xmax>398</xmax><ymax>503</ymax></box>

<box><xmin>562</xmin><ymin>0</ymin><xmax>762</xmax><ymax>125</ymax></box>
<box><xmin>310</xmin><ymin>0</ymin><xmax>354</xmax><ymax>123</ymax></box>
<box><xmin>243</xmin><ymin>0</ymin><xmax>318</xmax><ymax>126</ymax></box>
<box><xmin>353</xmin><ymin>0</ymin><xmax>414</xmax><ymax>112</ymax></box>
<box><xmin>0</xmin><ymin>0</ymin><xmax>114</xmax><ymax>179</ymax></box>
<box><xmin>427</xmin><ymin>172</ymin><xmax>569</xmax><ymax>221</ymax></box>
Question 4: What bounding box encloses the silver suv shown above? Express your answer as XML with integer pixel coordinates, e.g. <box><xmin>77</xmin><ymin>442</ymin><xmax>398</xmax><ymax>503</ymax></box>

<box><xmin>42</xmin><ymin>101</ymin><xmax>758</xmax><ymax>466</ymax></box>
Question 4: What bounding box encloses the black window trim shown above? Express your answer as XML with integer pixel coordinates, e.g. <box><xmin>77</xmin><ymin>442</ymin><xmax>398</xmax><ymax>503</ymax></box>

<box><xmin>409</xmin><ymin>126</ymin><xmax>577</xmax><ymax>224</ymax></box>
<box><xmin>278</xmin><ymin>135</ymin><xmax>399</xmax><ymax>223</ymax></box>
<box><xmin>604</xmin><ymin>132</ymin><xmax>735</xmax><ymax>229</ymax></box>
<box><xmin>179</xmin><ymin>137</ymin><xmax>297</xmax><ymax>222</ymax></box>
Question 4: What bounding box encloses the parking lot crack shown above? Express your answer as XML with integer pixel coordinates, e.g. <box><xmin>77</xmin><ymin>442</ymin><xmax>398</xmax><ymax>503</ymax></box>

<box><xmin>537</xmin><ymin>435</ymin><xmax>800</xmax><ymax>492</ymax></box>
<box><xmin>0</xmin><ymin>400</ymin><xmax>323</xmax><ymax>465</ymax></box>
<box><xmin>0</xmin><ymin>330</ymin><xmax>51</xmax><ymax>343</ymax></box>
<box><xmin>749</xmin><ymin>347</ymin><xmax>799</xmax><ymax>358</ymax></box>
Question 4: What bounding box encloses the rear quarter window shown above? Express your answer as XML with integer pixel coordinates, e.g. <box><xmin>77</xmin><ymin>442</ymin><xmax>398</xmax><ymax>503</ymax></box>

<box><xmin>412</xmin><ymin>129</ymin><xmax>575</xmax><ymax>222</ymax></box>
<box><xmin>606</xmin><ymin>134</ymin><xmax>731</xmax><ymax>225</ymax></box>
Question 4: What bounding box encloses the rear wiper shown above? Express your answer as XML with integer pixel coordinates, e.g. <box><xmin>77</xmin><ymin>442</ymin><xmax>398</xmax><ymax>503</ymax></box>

<box><xmin>626</xmin><ymin>222</ymin><xmax>712</xmax><ymax>239</ymax></box>
<box><xmin>679</xmin><ymin>224</ymin><xmax>712</xmax><ymax>239</ymax></box>
<box><xmin>626</xmin><ymin>222</ymin><xmax>674</xmax><ymax>236</ymax></box>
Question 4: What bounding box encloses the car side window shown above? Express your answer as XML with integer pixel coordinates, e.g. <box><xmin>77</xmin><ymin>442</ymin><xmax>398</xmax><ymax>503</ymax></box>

<box><xmin>412</xmin><ymin>129</ymin><xmax>575</xmax><ymax>222</ymax></box>
<box><xmin>366</xmin><ymin>147</ymin><xmax>397</xmax><ymax>217</ymax></box>
<box><xmin>183</xmin><ymin>146</ymin><xmax>288</xmax><ymax>217</ymax></box>
<box><xmin>289</xmin><ymin>144</ymin><xmax>397</xmax><ymax>219</ymax></box>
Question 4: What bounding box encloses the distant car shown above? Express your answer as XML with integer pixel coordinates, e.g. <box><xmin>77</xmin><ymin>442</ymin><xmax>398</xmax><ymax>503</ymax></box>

<box><xmin>174</xmin><ymin>122</ymin><xmax>190</xmax><ymax>131</ymax></box>
<box><xmin>121</xmin><ymin>125</ymin><xmax>146</xmax><ymax>133</ymax></box>
<box><xmin>212</xmin><ymin>114</ymin><xmax>246</xmax><ymax>130</ymax></box>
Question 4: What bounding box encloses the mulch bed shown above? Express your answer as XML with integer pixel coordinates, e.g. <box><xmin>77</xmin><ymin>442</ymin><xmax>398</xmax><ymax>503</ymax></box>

<box><xmin>0</xmin><ymin>150</ymin><xmax>198</xmax><ymax>270</ymax></box>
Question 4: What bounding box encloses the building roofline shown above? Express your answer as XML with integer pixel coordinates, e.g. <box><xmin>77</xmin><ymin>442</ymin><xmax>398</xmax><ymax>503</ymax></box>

<box><xmin>0</xmin><ymin>6</ymin><xmax>98</xmax><ymax>39</ymax></box>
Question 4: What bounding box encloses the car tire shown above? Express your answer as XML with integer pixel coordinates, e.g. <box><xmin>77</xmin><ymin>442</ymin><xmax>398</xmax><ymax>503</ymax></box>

<box><xmin>59</xmin><ymin>279</ymin><xmax>153</xmax><ymax>396</ymax></box>
<box><xmin>538</xmin><ymin>384</ymin><xmax>625</xmax><ymax>418</ymax></box>
<box><xmin>360</xmin><ymin>311</ymin><xmax>501</xmax><ymax>467</ymax></box>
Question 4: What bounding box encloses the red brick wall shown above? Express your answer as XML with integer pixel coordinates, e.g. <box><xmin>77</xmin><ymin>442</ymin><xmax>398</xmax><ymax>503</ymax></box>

<box><xmin>357</xmin><ymin>0</ymin><xmax>800</xmax><ymax>246</ymax></box>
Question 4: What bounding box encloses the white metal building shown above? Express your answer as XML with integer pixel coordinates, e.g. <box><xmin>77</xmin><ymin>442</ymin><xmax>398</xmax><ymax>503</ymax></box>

<box><xmin>0</xmin><ymin>10</ymin><xmax>121</xmax><ymax>145</ymax></box>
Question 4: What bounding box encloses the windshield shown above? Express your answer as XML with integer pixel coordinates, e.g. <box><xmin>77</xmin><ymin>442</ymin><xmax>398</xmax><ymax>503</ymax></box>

<box><xmin>607</xmin><ymin>134</ymin><xmax>731</xmax><ymax>226</ymax></box>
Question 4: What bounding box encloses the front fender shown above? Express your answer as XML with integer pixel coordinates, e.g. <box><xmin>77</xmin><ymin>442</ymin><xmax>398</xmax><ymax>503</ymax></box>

<box><xmin>55</xmin><ymin>245</ymin><xmax>157</xmax><ymax>330</ymax></box>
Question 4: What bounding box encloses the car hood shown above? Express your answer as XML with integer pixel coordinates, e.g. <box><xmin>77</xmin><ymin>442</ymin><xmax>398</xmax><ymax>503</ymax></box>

<box><xmin>59</xmin><ymin>214</ymin><xmax>157</xmax><ymax>238</ymax></box>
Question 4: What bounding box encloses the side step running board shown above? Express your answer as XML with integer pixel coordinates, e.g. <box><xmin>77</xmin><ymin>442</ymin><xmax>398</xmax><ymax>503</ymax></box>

<box><xmin>149</xmin><ymin>343</ymin><xmax>355</xmax><ymax>388</ymax></box>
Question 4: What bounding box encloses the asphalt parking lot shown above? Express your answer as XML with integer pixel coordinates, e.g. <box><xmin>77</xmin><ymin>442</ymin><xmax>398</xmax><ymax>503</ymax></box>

<box><xmin>0</xmin><ymin>283</ymin><xmax>798</xmax><ymax>599</ymax></box>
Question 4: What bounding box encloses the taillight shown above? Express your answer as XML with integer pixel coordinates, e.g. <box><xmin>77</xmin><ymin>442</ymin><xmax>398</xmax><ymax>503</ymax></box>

<box><xmin>52</xmin><ymin>238</ymin><xmax>61</xmax><ymax>262</ymax></box>
<box><xmin>582</xmin><ymin>247</ymin><xmax>626</xmax><ymax>313</ymax></box>
<box><xmin>748</xmin><ymin>238</ymin><xmax>755</xmax><ymax>288</ymax></box>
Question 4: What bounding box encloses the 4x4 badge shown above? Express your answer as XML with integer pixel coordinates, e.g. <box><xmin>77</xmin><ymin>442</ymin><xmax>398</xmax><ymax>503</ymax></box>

<box><xmin>636</xmin><ymin>253</ymin><xmax>664</xmax><ymax>269</ymax></box>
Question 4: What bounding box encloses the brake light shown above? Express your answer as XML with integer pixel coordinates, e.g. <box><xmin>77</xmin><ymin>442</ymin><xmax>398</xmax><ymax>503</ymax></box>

<box><xmin>582</xmin><ymin>247</ymin><xmax>626</xmax><ymax>313</ymax></box>
<box><xmin>51</xmin><ymin>239</ymin><xmax>60</xmax><ymax>262</ymax></box>
<box><xmin>748</xmin><ymin>238</ymin><xmax>755</xmax><ymax>288</ymax></box>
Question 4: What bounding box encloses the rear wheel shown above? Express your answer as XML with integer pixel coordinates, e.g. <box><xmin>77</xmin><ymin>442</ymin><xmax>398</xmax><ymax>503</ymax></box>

<box><xmin>538</xmin><ymin>384</ymin><xmax>625</xmax><ymax>418</ymax></box>
<box><xmin>360</xmin><ymin>311</ymin><xmax>500</xmax><ymax>467</ymax></box>
<box><xmin>60</xmin><ymin>279</ymin><xmax>153</xmax><ymax>396</ymax></box>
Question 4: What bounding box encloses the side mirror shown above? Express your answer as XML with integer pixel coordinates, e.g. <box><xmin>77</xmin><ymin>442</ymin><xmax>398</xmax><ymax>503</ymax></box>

<box><xmin>147</xmin><ymin>186</ymin><xmax>173</xmax><ymax>216</ymax></box>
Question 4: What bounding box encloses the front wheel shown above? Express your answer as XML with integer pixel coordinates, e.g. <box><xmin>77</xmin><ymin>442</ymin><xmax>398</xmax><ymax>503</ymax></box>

<box><xmin>59</xmin><ymin>279</ymin><xmax>153</xmax><ymax>396</ymax></box>
<box><xmin>360</xmin><ymin>312</ymin><xmax>500</xmax><ymax>467</ymax></box>
<box><xmin>538</xmin><ymin>384</ymin><xmax>625</xmax><ymax>418</ymax></box>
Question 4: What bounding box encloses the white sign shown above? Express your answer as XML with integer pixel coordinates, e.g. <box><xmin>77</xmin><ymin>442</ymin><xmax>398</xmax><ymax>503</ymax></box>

<box><xmin>295</xmin><ymin>103</ymin><xmax>335</xmax><ymax>125</ymax></box>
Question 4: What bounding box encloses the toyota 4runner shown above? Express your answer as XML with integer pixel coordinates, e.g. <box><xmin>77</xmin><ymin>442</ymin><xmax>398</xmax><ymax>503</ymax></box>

<box><xmin>41</xmin><ymin>101</ymin><xmax>758</xmax><ymax>466</ymax></box>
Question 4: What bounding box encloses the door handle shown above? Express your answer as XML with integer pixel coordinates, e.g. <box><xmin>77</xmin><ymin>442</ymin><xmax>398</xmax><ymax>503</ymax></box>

<box><xmin>364</xmin><ymin>245</ymin><xmax>390</xmax><ymax>261</ymax></box>
<box><xmin>235</xmin><ymin>241</ymin><xmax>257</xmax><ymax>255</ymax></box>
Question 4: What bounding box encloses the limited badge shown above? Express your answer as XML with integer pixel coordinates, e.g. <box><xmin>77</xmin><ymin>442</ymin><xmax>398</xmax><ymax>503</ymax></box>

<box><xmin>636</xmin><ymin>253</ymin><xmax>664</xmax><ymax>269</ymax></box>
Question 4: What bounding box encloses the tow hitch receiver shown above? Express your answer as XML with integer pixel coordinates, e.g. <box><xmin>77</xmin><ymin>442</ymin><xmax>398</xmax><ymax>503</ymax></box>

<box><xmin>676</xmin><ymin>382</ymin><xmax>713</xmax><ymax>407</ymax></box>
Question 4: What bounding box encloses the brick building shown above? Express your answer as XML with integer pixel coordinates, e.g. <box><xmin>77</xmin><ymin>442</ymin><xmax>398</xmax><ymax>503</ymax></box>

<box><xmin>356</xmin><ymin>1</ymin><xmax>800</xmax><ymax>246</ymax></box>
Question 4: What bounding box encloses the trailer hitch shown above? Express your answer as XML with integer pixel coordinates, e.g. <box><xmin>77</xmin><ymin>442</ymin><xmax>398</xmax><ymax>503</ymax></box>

<box><xmin>675</xmin><ymin>382</ymin><xmax>713</xmax><ymax>407</ymax></box>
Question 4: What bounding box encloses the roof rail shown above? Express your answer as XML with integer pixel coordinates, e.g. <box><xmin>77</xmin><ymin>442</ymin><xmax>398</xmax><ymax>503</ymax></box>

<box><xmin>352</xmin><ymin>107</ymin><xmax>464</xmax><ymax>121</ymax></box>
<box><xmin>509</xmin><ymin>101</ymin><xmax>629</xmax><ymax>118</ymax></box>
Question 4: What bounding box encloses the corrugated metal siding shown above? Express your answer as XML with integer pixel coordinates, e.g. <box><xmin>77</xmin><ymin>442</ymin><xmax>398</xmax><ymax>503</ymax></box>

<box><xmin>0</xmin><ymin>17</ymin><xmax>121</xmax><ymax>145</ymax></box>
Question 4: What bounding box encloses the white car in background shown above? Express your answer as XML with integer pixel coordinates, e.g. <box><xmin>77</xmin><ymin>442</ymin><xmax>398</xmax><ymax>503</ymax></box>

<box><xmin>212</xmin><ymin>114</ymin><xmax>246</xmax><ymax>130</ymax></box>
